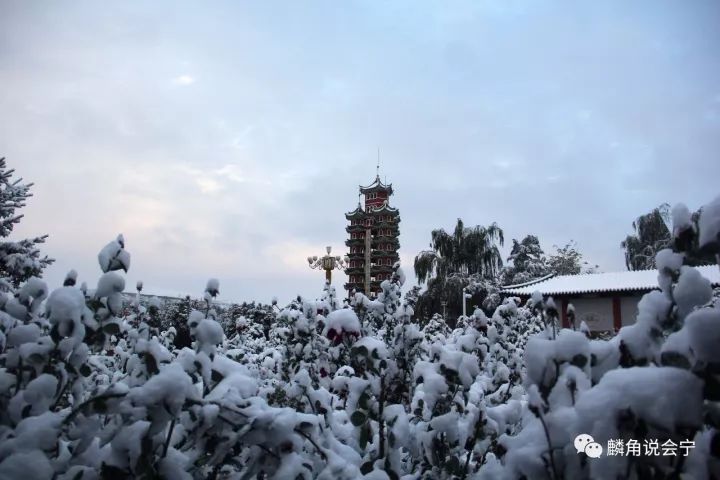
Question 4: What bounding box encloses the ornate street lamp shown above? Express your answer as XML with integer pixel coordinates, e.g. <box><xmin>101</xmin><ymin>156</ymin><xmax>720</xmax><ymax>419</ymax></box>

<box><xmin>307</xmin><ymin>246</ymin><xmax>349</xmax><ymax>283</ymax></box>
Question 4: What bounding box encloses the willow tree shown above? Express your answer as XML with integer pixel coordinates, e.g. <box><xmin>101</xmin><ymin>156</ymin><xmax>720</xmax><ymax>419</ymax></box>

<box><xmin>413</xmin><ymin>219</ymin><xmax>504</xmax><ymax>322</ymax></box>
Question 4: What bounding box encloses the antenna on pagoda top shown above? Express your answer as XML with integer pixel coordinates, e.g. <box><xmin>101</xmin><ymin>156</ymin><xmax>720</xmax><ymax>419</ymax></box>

<box><xmin>376</xmin><ymin>147</ymin><xmax>380</xmax><ymax>178</ymax></box>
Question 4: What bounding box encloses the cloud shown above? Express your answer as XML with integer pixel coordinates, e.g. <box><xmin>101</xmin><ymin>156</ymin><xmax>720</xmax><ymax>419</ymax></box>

<box><xmin>172</xmin><ymin>74</ymin><xmax>195</xmax><ymax>86</ymax></box>
<box><xmin>195</xmin><ymin>177</ymin><xmax>223</xmax><ymax>194</ymax></box>
<box><xmin>2</xmin><ymin>0</ymin><xmax>720</xmax><ymax>306</ymax></box>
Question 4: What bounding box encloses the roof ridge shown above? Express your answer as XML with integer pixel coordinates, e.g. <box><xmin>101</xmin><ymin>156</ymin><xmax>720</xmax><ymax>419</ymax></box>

<box><xmin>501</xmin><ymin>272</ymin><xmax>556</xmax><ymax>289</ymax></box>
<box><xmin>501</xmin><ymin>264</ymin><xmax>720</xmax><ymax>296</ymax></box>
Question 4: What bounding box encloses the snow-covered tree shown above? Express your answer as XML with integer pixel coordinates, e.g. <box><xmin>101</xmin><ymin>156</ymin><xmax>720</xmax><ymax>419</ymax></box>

<box><xmin>0</xmin><ymin>157</ymin><xmax>54</xmax><ymax>289</ymax></box>
<box><xmin>500</xmin><ymin>235</ymin><xmax>549</xmax><ymax>285</ymax></box>
<box><xmin>414</xmin><ymin>219</ymin><xmax>504</xmax><ymax>321</ymax></box>
<box><xmin>547</xmin><ymin>241</ymin><xmax>598</xmax><ymax>276</ymax></box>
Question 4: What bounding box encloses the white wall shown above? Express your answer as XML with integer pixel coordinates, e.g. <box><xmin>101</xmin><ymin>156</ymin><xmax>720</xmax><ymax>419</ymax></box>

<box><xmin>568</xmin><ymin>297</ymin><xmax>614</xmax><ymax>331</ymax></box>
<box><xmin>563</xmin><ymin>293</ymin><xmax>645</xmax><ymax>331</ymax></box>
<box><xmin>620</xmin><ymin>294</ymin><xmax>644</xmax><ymax>326</ymax></box>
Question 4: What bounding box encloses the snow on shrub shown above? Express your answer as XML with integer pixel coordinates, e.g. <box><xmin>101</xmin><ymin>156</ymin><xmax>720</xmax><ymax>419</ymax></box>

<box><xmin>486</xmin><ymin>195</ymin><xmax>720</xmax><ymax>480</ymax></box>
<box><xmin>0</xmin><ymin>193</ymin><xmax>718</xmax><ymax>479</ymax></box>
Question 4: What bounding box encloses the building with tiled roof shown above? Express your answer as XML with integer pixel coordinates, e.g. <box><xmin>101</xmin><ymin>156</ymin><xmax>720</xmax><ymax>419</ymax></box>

<box><xmin>502</xmin><ymin>265</ymin><xmax>720</xmax><ymax>332</ymax></box>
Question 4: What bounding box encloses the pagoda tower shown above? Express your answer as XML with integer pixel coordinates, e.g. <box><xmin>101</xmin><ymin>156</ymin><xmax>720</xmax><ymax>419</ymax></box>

<box><xmin>344</xmin><ymin>175</ymin><xmax>401</xmax><ymax>298</ymax></box>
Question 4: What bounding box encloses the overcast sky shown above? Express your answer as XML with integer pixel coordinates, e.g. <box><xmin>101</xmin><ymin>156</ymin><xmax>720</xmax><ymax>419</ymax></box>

<box><xmin>2</xmin><ymin>0</ymin><xmax>719</xmax><ymax>304</ymax></box>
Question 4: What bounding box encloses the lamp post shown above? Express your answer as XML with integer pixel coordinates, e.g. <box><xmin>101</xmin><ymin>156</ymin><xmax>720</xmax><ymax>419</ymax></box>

<box><xmin>462</xmin><ymin>288</ymin><xmax>472</xmax><ymax>318</ymax></box>
<box><xmin>307</xmin><ymin>246</ymin><xmax>349</xmax><ymax>284</ymax></box>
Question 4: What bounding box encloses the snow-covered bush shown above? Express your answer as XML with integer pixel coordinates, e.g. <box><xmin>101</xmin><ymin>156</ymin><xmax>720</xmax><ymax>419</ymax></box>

<box><xmin>482</xmin><ymin>196</ymin><xmax>720</xmax><ymax>480</ymax></box>
<box><xmin>0</xmin><ymin>236</ymin><xmax>370</xmax><ymax>479</ymax></box>
<box><xmin>1</xmin><ymin>182</ymin><xmax>718</xmax><ymax>478</ymax></box>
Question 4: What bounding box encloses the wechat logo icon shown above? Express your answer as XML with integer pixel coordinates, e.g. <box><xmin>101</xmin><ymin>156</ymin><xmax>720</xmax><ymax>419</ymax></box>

<box><xmin>575</xmin><ymin>433</ymin><xmax>603</xmax><ymax>458</ymax></box>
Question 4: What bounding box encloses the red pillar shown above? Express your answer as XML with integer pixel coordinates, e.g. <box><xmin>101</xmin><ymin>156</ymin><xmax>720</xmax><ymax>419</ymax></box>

<box><xmin>561</xmin><ymin>298</ymin><xmax>569</xmax><ymax>328</ymax></box>
<box><xmin>612</xmin><ymin>297</ymin><xmax>622</xmax><ymax>332</ymax></box>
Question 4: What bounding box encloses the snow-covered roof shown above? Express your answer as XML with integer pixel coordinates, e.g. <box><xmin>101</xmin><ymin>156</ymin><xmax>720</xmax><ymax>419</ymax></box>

<box><xmin>345</xmin><ymin>205</ymin><xmax>365</xmax><ymax>218</ymax></box>
<box><xmin>360</xmin><ymin>175</ymin><xmax>393</xmax><ymax>194</ymax></box>
<box><xmin>369</xmin><ymin>203</ymin><xmax>399</xmax><ymax>214</ymax></box>
<box><xmin>502</xmin><ymin>265</ymin><xmax>720</xmax><ymax>296</ymax></box>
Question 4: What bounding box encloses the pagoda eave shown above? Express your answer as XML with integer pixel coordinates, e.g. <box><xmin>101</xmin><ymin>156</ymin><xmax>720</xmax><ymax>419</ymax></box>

<box><xmin>359</xmin><ymin>176</ymin><xmax>393</xmax><ymax>195</ymax></box>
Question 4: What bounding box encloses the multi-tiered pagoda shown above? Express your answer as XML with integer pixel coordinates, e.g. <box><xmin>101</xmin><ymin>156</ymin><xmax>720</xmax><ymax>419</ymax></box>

<box><xmin>344</xmin><ymin>175</ymin><xmax>400</xmax><ymax>298</ymax></box>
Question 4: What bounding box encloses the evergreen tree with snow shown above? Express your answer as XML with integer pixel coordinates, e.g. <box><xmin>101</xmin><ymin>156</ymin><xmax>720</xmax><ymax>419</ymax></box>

<box><xmin>0</xmin><ymin>157</ymin><xmax>53</xmax><ymax>289</ymax></box>
<box><xmin>500</xmin><ymin>237</ymin><xmax>595</xmax><ymax>285</ymax></box>
<box><xmin>500</xmin><ymin>235</ymin><xmax>549</xmax><ymax>285</ymax></box>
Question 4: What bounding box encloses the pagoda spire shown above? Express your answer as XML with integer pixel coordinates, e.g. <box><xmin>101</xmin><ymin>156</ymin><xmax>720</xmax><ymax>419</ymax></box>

<box><xmin>376</xmin><ymin>147</ymin><xmax>380</xmax><ymax>178</ymax></box>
